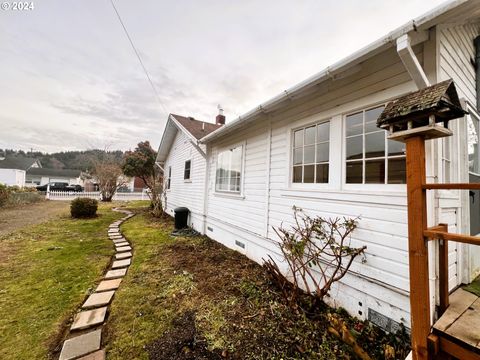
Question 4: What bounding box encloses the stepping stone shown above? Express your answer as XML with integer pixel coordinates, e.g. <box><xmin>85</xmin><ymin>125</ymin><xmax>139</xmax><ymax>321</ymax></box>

<box><xmin>105</xmin><ymin>268</ymin><xmax>127</xmax><ymax>279</ymax></box>
<box><xmin>109</xmin><ymin>235</ymin><xmax>123</xmax><ymax>239</ymax></box>
<box><xmin>71</xmin><ymin>308</ymin><xmax>107</xmax><ymax>330</ymax></box>
<box><xmin>112</xmin><ymin>238</ymin><xmax>126</xmax><ymax>243</ymax></box>
<box><xmin>78</xmin><ymin>349</ymin><xmax>106</xmax><ymax>360</ymax></box>
<box><xmin>59</xmin><ymin>329</ymin><xmax>101</xmax><ymax>360</ymax></box>
<box><xmin>82</xmin><ymin>290</ymin><xmax>115</xmax><ymax>309</ymax></box>
<box><xmin>115</xmin><ymin>242</ymin><xmax>129</xmax><ymax>247</ymax></box>
<box><xmin>115</xmin><ymin>252</ymin><xmax>132</xmax><ymax>260</ymax></box>
<box><xmin>96</xmin><ymin>278</ymin><xmax>122</xmax><ymax>292</ymax></box>
<box><xmin>116</xmin><ymin>246</ymin><xmax>132</xmax><ymax>252</ymax></box>
<box><xmin>112</xmin><ymin>259</ymin><xmax>131</xmax><ymax>269</ymax></box>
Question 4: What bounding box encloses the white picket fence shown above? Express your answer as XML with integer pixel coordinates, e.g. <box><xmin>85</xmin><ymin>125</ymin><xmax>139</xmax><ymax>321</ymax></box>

<box><xmin>47</xmin><ymin>190</ymin><xmax>150</xmax><ymax>201</ymax></box>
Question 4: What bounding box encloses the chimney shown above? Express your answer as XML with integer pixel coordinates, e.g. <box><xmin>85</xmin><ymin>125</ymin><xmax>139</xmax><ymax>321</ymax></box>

<box><xmin>216</xmin><ymin>104</ymin><xmax>226</xmax><ymax>125</ymax></box>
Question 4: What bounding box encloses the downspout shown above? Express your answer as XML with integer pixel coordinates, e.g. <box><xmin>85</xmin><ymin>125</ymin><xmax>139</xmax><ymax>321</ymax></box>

<box><xmin>396</xmin><ymin>34</ymin><xmax>430</xmax><ymax>89</ymax></box>
<box><xmin>475</xmin><ymin>35</ymin><xmax>480</xmax><ymax>111</ymax></box>
<box><xmin>202</xmin><ymin>145</ymin><xmax>211</xmax><ymax>235</ymax></box>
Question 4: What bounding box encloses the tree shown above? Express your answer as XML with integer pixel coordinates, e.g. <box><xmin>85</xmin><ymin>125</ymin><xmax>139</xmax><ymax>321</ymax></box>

<box><xmin>93</xmin><ymin>156</ymin><xmax>128</xmax><ymax>202</ymax></box>
<box><xmin>122</xmin><ymin>141</ymin><xmax>163</xmax><ymax>217</ymax></box>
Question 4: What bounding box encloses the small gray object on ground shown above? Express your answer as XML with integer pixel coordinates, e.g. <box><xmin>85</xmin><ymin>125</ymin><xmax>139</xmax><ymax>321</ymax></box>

<box><xmin>96</xmin><ymin>278</ymin><xmax>122</xmax><ymax>292</ymax></box>
<box><xmin>82</xmin><ymin>290</ymin><xmax>115</xmax><ymax>309</ymax></box>
<box><xmin>115</xmin><ymin>252</ymin><xmax>132</xmax><ymax>260</ymax></box>
<box><xmin>112</xmin><ymin>259</ymin><xmax>131</xmax><ymax>269</ymax></box>
<box><xmin>105</xmin><ymin>268</ymin><xmax>127</xmax><ymax>279</ymax></box>
<box><xmin>59</xmin><ymin>329</ymin><xmax>102</xmax><ymax>360</ymax></box>
<box><xmin>116</xmin><ymin>246</ymin><xmax>132</xmax><ymax>252</ymax></box>
<box><xmin>78</xmin><ymin>349</ymin><xmax>106</xmax><ymax>360</ymax></box>
<box><xmin>70</xmin><ymin>307</ymin><xmax>107</xmax><ymax>330</ymax></box>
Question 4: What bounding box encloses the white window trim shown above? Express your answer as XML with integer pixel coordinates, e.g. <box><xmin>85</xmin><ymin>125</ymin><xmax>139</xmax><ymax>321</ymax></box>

<box><xmin>287</xmin><ymin>115</ymin><xmax>332</xmax><ymax>190</ymax></box>
<box><xmin>184</xmin><ymin>159</ymin><xmax>192</xmax><ymax>182</ymax></box>
<box><xmin>166</xmin><ymin>165</ymin><xmax>172</xmax><ymax>192</ymax></box>
<box><xmin>342</xmin><ymin>103</ymin><xmax>407</xmax><ymax>191</ymax></box>
<box><xmin>214</xmin><ymin>140</ymin><xmax>246</xmax><ymax>197</ymax></box>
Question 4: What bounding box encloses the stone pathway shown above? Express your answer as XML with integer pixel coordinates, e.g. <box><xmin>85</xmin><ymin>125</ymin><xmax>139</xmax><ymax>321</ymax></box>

<box><xmin>58</xmin><ymin>208</ymin><xmax>134</xmax><ymax>360</ymax></box>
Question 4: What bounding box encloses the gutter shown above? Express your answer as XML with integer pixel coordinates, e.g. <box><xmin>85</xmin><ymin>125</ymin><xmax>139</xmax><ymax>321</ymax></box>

<box><xmin>200</xmin><ymin>0</ymin><xmax>469</xmax><ymax>144</ymax></box>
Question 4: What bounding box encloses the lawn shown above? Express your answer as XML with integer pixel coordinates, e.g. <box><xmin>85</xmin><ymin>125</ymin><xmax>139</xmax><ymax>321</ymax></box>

<box><xmin>105</xmin><ymin>204</ymin><xmax>410</xmax><ymax>360</ymax></box>
<box><xmin>0</xmin><ymin>201</ymin><xmax>124</xmax><ymax>359</ymax></box>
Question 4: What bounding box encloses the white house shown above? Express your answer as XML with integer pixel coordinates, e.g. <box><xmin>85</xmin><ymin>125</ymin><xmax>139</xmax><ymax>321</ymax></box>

<box><xmin>0</xmin><ymin>156</ymin><xmax>41</xmax><ymax>187</ymax></box>
<box><xmin>25</xmin><ymin>167</ymin><xmax>83</xmax><ymax>187</ymax></box>
<box><xmin>156</xmin><ymin>113</ymin><xmax>223</xmax><ymax>232</ymax></box>
<box><xmin>157</xmin><ymin>0</ymin><xmax>480</xmax><ymax>333</ymax></box>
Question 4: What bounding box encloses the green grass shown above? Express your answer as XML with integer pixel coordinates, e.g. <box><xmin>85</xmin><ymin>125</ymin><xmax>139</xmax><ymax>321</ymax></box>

<box><xmin>0</xmin><ymin>203</ymin><xmax>124</xmax><ymax>359</ymax></box>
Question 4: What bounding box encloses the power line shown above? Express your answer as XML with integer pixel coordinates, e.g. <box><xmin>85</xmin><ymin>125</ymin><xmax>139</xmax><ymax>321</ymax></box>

<box><xmin>109</xmin><ymin>0</ymin><xmax>168</xmax><ymax>116</ymax></box>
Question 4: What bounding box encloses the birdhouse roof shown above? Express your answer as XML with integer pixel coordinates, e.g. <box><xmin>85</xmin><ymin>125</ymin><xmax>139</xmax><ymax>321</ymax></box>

<box><xmin>377</xmin><ymin>79</ymin><xmax>466</xmax><ymax>129</ymax></box>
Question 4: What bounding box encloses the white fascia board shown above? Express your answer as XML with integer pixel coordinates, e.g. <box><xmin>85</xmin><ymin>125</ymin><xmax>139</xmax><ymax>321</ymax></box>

<box><xmin>156</xmin><ymin>115</ymin><xmax>178</xmax><ymax>163</ymax></box>
<box><xmin>200</xmin><ymin>0</ymin><xmax>471</xmax><ymax>144</ymax></box>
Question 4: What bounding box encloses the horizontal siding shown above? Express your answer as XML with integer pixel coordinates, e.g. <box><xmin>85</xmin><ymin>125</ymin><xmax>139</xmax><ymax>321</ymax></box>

<box><xmin>163</xmin><ymin>131</ymin><xmax>206</xmax><ymax>218</ymax></box>
<box><xmin>438</xmin><ymin>23</ymin><xmax>480</xmax><ymax>106</ymax></box>
<box><xmin>206</xmin><ymin>120</ymin><xmax>268</xmax><ymax>236</ymax></box>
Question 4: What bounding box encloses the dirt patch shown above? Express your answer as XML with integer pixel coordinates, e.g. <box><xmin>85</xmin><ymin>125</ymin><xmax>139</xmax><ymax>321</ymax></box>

<box><xmin>0</xmin><ymin>200</ymin><xmax>69</xmax><ymax>237</ymax></box>
<box><xmin>146</xmin><ymin>311</ymin><xmax>223</xmax><ymax>360</ymax></box>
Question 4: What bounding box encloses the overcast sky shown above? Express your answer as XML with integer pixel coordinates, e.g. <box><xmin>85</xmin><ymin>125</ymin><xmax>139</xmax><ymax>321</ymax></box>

<box><xmin>0</xmin><ymin>0</ymin><xmax>447</xmax><ymax>153</ymax></box>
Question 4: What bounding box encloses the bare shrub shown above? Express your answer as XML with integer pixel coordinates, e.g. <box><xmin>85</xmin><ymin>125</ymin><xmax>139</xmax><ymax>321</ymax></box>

<box><xmin>264</xmin><ymin>206</ymin><xmax>366</xmax><ymax>309</ymax></box>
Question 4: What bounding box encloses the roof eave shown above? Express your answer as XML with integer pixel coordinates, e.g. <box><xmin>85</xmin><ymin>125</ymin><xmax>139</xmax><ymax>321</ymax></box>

<box><xmin>200</xmin><ymin>0</ymin><xmax>472</xmax><ymax>144</ymax></box>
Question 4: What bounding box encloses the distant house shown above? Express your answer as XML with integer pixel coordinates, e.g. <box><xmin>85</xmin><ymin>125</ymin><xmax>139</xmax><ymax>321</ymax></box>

<box><xmin>0</xmin><ymin>156</ymin><xmax>41</xmax><ymax>187</ymax></box>
<box><xmin>156</xmin><ymin>113</ymin><xmax>223</xmax><ymax>232</ymax></box>
<box><xmin>25</xmin><ymin>168</ymin><xmax>83</xmax><ymax>187</ymax></box>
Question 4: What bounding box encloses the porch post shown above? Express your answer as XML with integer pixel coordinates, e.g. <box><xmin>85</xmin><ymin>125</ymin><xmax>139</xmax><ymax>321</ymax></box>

<box><xmin>405</xmin><ymin>135</ymin><xmax>430</xmax><ymax>360</ymax></box>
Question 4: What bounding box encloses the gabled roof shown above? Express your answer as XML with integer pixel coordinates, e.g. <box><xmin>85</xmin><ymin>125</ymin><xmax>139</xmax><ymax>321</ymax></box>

<box><xmin>0</xmin><ymin>156</ymin><xmax>40</xmax><ymax>171</ymax></box>
<box><xmin>156</xmin><ymin>113</ymin><xmax>222</xmax><ymax>164</ymax></box>
<box><xmin>200</xmin><ymin>0</ymin><xmax>480</xmax><ymax>143</ymax></box>
<box><xmin>173</xmin><ymin>114</ymin><xmax>222</xmax><ymax>140</ymax></box>
<box><xmin>26</xmin><ymin>167</ymin><xmax>82</xmax><ymax>178</ymax></box>
<box><xmin>377</xmin><ymin>79</ymin><xmax>466</xmax><ymax>129</ymax></box>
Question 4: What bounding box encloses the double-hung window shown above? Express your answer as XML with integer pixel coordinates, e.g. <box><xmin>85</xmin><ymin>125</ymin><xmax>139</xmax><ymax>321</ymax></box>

<box><xmin>184</xmin><ymin>160</ymin><xmax>191</xmax><ymax>180</ymax></box>
<box><xmin>345</xmin><ymin>105</ymin><xmax>406</xmax><ymax>184</ymax></box>
<box><xmin>292</xmin><ymin>121</ymin><xmax>330</xmax><ymax>183</ymax></box>
<box><xmin>215</xmin><ymin>145</ymin><xmax>243</xmax><ymax>193</ymax></box>
<box><xmin>167</xmin><ymin>166</ymin><xmax>172</xmax><ymax>189</ymax></box>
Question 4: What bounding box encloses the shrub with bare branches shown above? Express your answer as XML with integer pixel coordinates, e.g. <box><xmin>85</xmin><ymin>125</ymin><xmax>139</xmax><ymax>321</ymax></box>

<box><xmin>92</xmin><ymin>157</ymin><xmax>128</xmax><ymax>202</ymax></box>
<box><xmin>264</xmin><ymin>206</ymin><xmax>366</xmax><ymax>309</ymax></box>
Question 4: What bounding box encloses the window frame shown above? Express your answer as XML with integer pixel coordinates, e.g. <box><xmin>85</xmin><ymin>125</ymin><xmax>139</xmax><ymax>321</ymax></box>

<box><xmin>291</xmin><ymin>119</ymin><xmax>331</xmax><ymax>185</ymax></box>
<box><xmin>343</xmin><ymin>104</ymin><xmax>407</xmax><ymax>188</ymax></box>
<box><xmin>214</xmin><ymin>142</ymin><xmax>245</xmax><ymax>196</ymax></box>
<box><xmin>184</xmin><ymin>160</ymin><xmax>192</xmax><ymax>181</ymax></box>
<box><xmin>467</xmin><ymin>104</ymin><xmax>480</xmax><ymax>176</ymax></box>
<box><xmin>167</xmin><ymin>166</ymin><xmax>171</xmax><ymax>190</ymax></box>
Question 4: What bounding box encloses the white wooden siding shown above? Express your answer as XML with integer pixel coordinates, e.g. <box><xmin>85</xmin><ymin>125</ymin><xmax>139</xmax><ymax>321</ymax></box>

<box><xmin>163</xmin><ymin>130</ymin><xmax>207</xmax><ymax>232</ymax></box>
<box><xmin>438</xmin><ymin>23</ymin><xmax>480</xmax><ymax>106</ymax></box>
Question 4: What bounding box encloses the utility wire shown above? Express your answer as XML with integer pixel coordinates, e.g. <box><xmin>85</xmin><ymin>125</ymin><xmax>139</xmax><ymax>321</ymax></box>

<box><xmin>109</xmin><ymin>0</ymin><xmax>168</xmax><ymax>116</ymax></box>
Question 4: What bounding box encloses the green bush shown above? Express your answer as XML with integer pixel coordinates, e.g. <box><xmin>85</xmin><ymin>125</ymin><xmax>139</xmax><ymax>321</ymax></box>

<box><xmin>0</xmin><ymin>183</ymin><xmax>10</xmax><ymax>206</ymax></box>
<box><xmin>70</xmin><ymin>198</ymin><xmax>98</xmax><ymax>218</ymax></box>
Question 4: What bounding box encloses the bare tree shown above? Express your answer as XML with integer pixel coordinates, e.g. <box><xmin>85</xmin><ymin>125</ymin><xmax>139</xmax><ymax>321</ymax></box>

<box><xmin>264</xmin><ymin>206</ymin><xmax>366</xmax><ymax>309</ymax></box>
<box><xmin>93</xmin><ymin>156</ymin><xmax>128</xmax><ymax>202</ymax></box>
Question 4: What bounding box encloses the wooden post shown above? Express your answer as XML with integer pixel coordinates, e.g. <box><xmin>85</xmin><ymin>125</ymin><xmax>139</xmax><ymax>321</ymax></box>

<box><xmin>438</xmin><ymin>223</ymin><xmax>450</xmax><ymax>315</ymax></box>
<box><xmin>405</xmin><ymin>135</ymin><xmax>430</xmax><ymax>360</ymax></box>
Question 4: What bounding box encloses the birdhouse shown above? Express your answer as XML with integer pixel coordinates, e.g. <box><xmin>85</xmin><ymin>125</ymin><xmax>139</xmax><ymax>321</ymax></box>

<box><xmin>377</xmin><ymin>79</ymin><xmax>467</xmax><ymax>142</ymax></box>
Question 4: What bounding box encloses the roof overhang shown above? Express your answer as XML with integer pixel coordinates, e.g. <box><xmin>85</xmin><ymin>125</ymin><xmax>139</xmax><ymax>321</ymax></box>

<box><xmin>156</xmin><ymin>114</ymin><xmax>205</xmax><ymax>164</ymax></box>
<box><xmin>200</xmin><ymin>0</ymin><xmax>478</xmax><ymax>144</ymax></box>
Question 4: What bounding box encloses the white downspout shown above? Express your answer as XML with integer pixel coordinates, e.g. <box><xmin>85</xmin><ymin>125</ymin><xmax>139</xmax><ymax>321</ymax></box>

<box><xmin>396</xmin><ymin>34</ymin><xmax>430</xmax><ymax>89</ymax></box>
<box><xmin>202</xmin><ymin>145</ymin><xmax>211</xmax><ymax>235</ymax></box>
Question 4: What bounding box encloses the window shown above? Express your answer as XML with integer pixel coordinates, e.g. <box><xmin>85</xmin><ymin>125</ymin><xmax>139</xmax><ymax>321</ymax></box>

<box><xmin>184</xmin><ymin>160</ymin><xmax>191</xmax><ymax>180</ymax></box>
<box><xmin>292</xmin><ymin>121</ymin><xmax>330</xmax><ymax>183</ymax></box>
<box><xmin>215</xmin><ymin>145</ymin><xmax>243</xmax><ymax>193</ymax></box>
<box><xmin>345</xmin><ymin>105</ymin><xmax>406</xmax><ymax>184</ymax></box>
<box><xmin>167</xmin><ymin>166</ymin><xmax>171</xmax><ymax>189</ymax></box>
<box><xmin>468</xmin><ymin>110</ymin><xmax>480</xmax><ymax>174</ymax></box>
